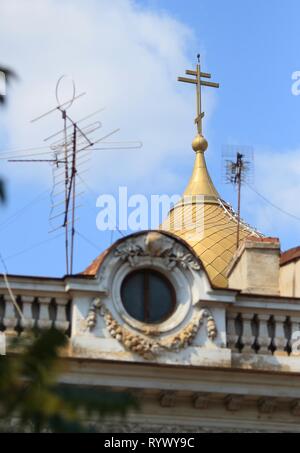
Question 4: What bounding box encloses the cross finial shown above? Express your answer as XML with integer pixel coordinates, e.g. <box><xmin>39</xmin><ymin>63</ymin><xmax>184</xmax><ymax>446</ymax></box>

<box><xmin>178</xmin><ymin>54</ymin><xmax>219</xmax><ymax>137</ymax></box>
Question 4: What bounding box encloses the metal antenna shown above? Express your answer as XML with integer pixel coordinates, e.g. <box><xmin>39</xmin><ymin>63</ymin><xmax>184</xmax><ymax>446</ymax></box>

<box><xmin>222</xmin><ymin>145</ymin><xmax>254</xmax><ymax>249</ymax></box>
<box><xmin>8</xmin><ymin>75</ymin><xmax>143</xmax><ymax>274</ymax></box>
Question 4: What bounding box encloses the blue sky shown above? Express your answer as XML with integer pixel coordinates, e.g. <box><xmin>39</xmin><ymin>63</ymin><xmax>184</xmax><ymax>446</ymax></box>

<box><xmin>1</xmin><ymin>0</ymin><xmax>300</xmax><ymax>277</ymax></box>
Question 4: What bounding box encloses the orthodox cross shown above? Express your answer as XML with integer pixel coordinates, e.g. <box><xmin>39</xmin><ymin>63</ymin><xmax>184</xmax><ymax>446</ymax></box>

<box><xmin>178</xmin><ymin>54</ymin><xmax>219</xmax><ymax>135</ymax></box>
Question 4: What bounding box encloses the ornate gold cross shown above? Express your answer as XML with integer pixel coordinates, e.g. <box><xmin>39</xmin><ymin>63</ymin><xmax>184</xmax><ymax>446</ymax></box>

<box><xmin>178</xmin><ymin>54</ymin><xmax>219</xmax><ymax>135</ymax></box>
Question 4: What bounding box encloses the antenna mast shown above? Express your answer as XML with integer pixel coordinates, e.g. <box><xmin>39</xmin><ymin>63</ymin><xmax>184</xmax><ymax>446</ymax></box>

<box><xmin>222</xmin><ymin>146</ymin><xmax>254</xmax><ymax>249</ymax></box>
<box><xmin>8</xmin><ymin>76</ymin><xmax>142</xmax><ymax>274</ymax></box>
<box><xmin>235</xmin><ymin>152</ymin><xmax>243</xmax><ymax>248</ymax></box>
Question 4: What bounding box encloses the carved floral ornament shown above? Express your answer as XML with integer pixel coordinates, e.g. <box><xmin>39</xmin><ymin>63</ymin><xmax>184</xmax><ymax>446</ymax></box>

<box><xmin>114</xmin><ymin>232</ymin><xmax>201</xmax><ymax>272</ymax></box>
<box><xmin>86</xmin><ymin>298</ymin><xmax>217</xmax><ymax>360</ymax></box>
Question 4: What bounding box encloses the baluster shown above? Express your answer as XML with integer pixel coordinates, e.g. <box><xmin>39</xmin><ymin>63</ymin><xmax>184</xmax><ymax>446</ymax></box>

<box><xmin>20</xmin><ymin>295</ymin><xmax>35</xmax><ymax>333</ymax></box>
<box><xmin>257</xmin><ymin>314</ymin><xmax>272</xmax><ymax>354</ymax></box>
<box><xmin>227</xmin><ymin>312</ymin><xmax>239</xmax><ymax>352</ymax></box>
<box><xmin>3</xmin><ymin>294</ymin><xmax>18</xmax><ymax>336</ymax></box>
<box><xmin>273</xmin><ymin>315</ymin><xmax>288</xmax><ymax>356</ymax></box>
<box><xmin>241</xmin><ymin>312</ymin><xmax>255</xmax><ymax>353</ymax></box>
<box><xmin>37</xmin><ymin>297</ymin><xmax>52</xmax><ymax>329</ymax></box>
<box><xmin>54</xmin><ymin>298</ymin><xmax>69</xmax><ymax>332</ymax></box>
<box><xmin>0</xmin><ymin>296</ymin><xmax>5</xmax><ymax>328</ymax></box>
<box><xmin>289</xmin><ymin>316</ymin><xmax>300</xmax><ymax>356</ymax></box>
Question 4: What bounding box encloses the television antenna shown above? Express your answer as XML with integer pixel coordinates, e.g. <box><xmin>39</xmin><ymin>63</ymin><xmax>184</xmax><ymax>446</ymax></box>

<box><xmin>222</xmin><ymin>145</ymin><xmax>254</xmax><ymax>248</ymax></box>
<box><xmin>8</xmin><ymin>75</ymin><xmax>142</xmax><ymax>274</ymax></box>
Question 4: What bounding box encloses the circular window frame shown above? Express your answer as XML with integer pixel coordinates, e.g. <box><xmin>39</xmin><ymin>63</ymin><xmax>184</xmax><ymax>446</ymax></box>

<box><xmin>111</xmin><ymin>259</ymin><xmax>192</xmax><ymax>335</ymax></box>
<box><xmin>120</xmin><ymin>268</ymin><xmax>176</xmax><ymax>325</ymax></box>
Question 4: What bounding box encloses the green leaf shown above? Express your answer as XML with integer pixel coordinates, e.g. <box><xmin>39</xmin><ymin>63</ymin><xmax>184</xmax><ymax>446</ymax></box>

<box><xmin>0</xmin><ymin>329</ymin><xmax>137</xmax><ymax>432</ymax></box>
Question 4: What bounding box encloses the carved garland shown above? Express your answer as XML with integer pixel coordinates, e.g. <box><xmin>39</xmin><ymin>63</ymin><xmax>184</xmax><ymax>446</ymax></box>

<box><xmin>103</xmin><ymin>307</ymin><xmax>217</xmax><ymax>359</ymax></box>
<box><xmin>85</xmin><ymin>297</ymin><xmax>102</xmax><ymax>330</ymax></box>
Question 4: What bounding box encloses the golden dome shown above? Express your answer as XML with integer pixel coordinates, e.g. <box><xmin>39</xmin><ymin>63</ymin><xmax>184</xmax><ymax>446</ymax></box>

<box><xmin>160</xmin><ymin>139</ymin><xmax>261</xmax><ymax>288</ymax></box>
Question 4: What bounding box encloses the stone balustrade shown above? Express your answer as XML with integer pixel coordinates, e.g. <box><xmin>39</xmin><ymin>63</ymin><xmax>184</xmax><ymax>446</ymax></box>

<box><xmin>2</xmin><ymin>289</ymin><xmax>300</xmax><ymax>363</ymax></box>
<box><xmin>226</xmin><ymin>310</ymin><xmax>300</xmax><ymax>356</ymax></box>
<box><xmin>0</xmin><ymin>294</ymin><xmax>70</xmax><ymax>336</ymax></box>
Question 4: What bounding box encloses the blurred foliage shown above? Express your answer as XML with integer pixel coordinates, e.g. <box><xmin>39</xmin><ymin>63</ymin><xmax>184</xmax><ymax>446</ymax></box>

<box><xmin>0</xmin><ymin>65</ymin><xmax>16</xmax><ymax>203</ymax></box>
<box><xmin>0</xmin><ymin>179</ymin><xmax>5</xmax><ymax>204</ymax></box>
<box><xmin>0</xmin><ymin>329</ymin><xmax>137</xmax><ymax>432</ymax></box>
<box><xmin>0</xmin><ymin>66</ymin><xmax>17</xmax><ymax>105</ymax></box>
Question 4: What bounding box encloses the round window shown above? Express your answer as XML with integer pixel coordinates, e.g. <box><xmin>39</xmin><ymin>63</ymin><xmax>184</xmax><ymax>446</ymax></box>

<box><xmin>121</xmin><ymin>269</ymin><xmax>176</xmax><ymax>324</ymax></box>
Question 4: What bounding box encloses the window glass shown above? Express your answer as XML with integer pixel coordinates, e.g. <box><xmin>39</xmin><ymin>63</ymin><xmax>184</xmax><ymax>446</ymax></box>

<box><xmin>121</xmin><ymin>270</ymin><xmax>175</xmax><ymax>324</ymax></box>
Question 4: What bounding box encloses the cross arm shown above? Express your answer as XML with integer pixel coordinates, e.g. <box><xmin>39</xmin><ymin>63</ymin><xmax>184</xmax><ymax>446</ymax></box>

<box><xmin>177</xmin><ymin>77</ymin><xmax>220</xmax><ymax>88</ymax></box>
<box><xmin>185</xmin><ymin>70</ymin><xmax>211</xmax><ymax>78</ymax></box>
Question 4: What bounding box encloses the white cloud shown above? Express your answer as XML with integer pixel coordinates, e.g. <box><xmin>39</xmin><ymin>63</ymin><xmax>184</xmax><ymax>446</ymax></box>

<box><xmin>243</xmin><ymin>147</ymin><xmax>300</xmax><ymax>246</ymax></box>
<box><xmin>0</xmin><ymin>0</ymin><xmax>215</xmax><ymax>195</ymax></box>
